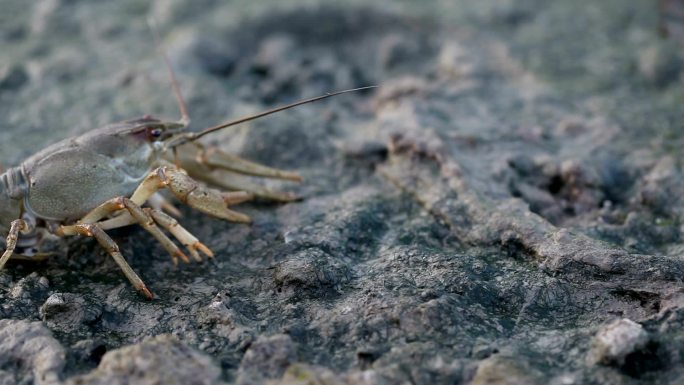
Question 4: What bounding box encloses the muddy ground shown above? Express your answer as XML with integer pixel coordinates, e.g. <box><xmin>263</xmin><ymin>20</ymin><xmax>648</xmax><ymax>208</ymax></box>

<box><xmin>1</xmin><ymin>0</ymin><xmax>683</xmax><ymax>384</ymax></box>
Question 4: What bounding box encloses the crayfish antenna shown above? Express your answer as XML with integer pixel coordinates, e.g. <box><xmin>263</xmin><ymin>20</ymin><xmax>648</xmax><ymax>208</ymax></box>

<box><xmin>148</xmin><ymin>17</ymin><xmax>191</xmax><ymax>127</ymax></box>
<box><xmin>165</xmin><ymin>85</ymin><xmax>378</xmax><ymax>149</ymax></box>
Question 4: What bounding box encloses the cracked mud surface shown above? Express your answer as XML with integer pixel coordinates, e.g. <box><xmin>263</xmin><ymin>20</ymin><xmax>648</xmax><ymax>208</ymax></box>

<box><xmin>1</xmin><ymin>1</ymin><xmax>683</xmax><ymax>384</ymax></box>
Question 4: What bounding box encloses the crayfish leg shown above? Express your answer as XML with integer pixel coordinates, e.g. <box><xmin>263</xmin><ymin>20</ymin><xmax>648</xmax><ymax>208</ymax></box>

<box><xmin>198</xmin><ymin>146</ymin><xmax>302</xmax><ymax>181</ymax></box>
<box><xmin>0</xmin><ymin>219</ymin><xmax>29</xmax><ymax>270</ymax></box>
<box><xmin>62</xmin><ymin>223</ymin><xmax>154</xmax><ymax>299</ymax></box>
<box><xmin>60</xmin><ymin>197</ymin><xmax>190</xmax><ymax>265</ymax></box>
<box><xmin>188</xmin><ymin>170</ymin><xmax>300</xmax><ymax>202</ymax></box>
<box><xmin>146</xmin><ymin>208</ymin><xmax>213</xmax><ymax>262</ymax></box>
<box><xmin>149</xmin><ymin>193</ymin><xmax>183</xmax><ymax>218</ymax></box>
<box><xmin>171</xmin><ymin>144</ymin><xmax>302</xmax><ymax>202</ymax></box>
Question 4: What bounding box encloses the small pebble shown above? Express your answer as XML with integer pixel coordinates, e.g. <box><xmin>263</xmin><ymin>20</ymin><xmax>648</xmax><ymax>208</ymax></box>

<box><xmin>589</xmin><ymin>318</ymin><xmax>648</xmax><ymax>366</ymax></box>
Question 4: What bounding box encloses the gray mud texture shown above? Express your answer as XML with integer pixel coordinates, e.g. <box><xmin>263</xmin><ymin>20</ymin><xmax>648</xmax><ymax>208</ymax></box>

<box><xmin>1</xmin><ymin>0</ymin><xmax>684</xmax><ymax>384</ymax></box>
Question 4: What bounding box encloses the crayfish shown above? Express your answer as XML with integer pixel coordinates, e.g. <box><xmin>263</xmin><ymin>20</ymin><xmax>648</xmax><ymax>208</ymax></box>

<box><xmin>0</xmin><ymin>37</ymin><xmax>372</xmax><ymax>299</ymax></box>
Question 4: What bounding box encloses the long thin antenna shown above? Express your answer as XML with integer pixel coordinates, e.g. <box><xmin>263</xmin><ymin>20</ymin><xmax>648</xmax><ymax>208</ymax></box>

<box><xmin>168</xmin><ymin>86</ymin><xmax>376</xmax><ymax>147</ymax></box>
<box><xmin>148</xmin><ymin>18</ymin><xmax>190</xmax><ymax>126</ymax></box>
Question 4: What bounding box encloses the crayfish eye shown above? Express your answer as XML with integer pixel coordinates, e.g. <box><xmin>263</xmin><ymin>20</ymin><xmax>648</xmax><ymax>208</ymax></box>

<box><xmin>146</xmin><ymin>127</ymin><xmax>163</xmax><ymax>140</ymax></box>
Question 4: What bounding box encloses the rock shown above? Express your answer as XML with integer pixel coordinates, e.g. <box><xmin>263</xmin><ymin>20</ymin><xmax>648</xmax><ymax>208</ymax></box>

<box><xmin>2</xmin><ymin>1</ymin><xmax>684</xmax><ymax>384</ymax></box>
<box><xmin>0</xmin><ymin>63</ymin><xmax>29</xmax><ymax>91</ymax></box>
<box><xmin>0</xmin><ymin>319</ymin><xmax>65</xmax><ymax>385</ymax></box>
<box><xmin>267</xmin><ymin>364</ymin><xmax>341</xmax><ymax>385</ymax></box>
<box><xmin>30</xmin><ymin>0</ymin><xmax>61</xmax><ymax>35</ymax></box>
<box><xmin>437</xmin><ymin>42</ymin><xmax>477</xmax><ymax>79</ymax></box>
<box><xmin>377</xmin><ymin>33</ymin><xmax>421</xmax><ymax>70</ymax></box>
<box><xmin>68</xmin><ymin>335</ymin><xmax>222</xmax><ymax>385</ymax></box>
<box><xmin>589</xmin><ymin>318</ymin><xmax>649</xmax><ymax>367</ymax></box>
<box><xmin>190</xmin><ymin>36</ymin><xmax>238</xmax><ymax>77</ymax></box>
<box><xmin>70</xmin><ymin>339</ymin><xmax>109</xmax><ymax>367</ymax></box>
<box><xmin>39</xmin><ymin>293</ymin><xmax>103</xmax><ymax>334</ymax></box>
<box><xmin>1</xmin><ymin>273</ymin><xmax>51</xmax><ymax>319</ymax></box>
<box><xmin>638</xmin><ymin>43</ymin><xmax>682</xmax><ymax>87</ymax></box>
<box><xmin>237</xmin><ymin>334</ymin><xmax>298</xmax><ymax>385</ymax></box>
<box><xmin>470</xmin><ymin>356</ymin><xmax>541</xmax><ymax>385</ymax></box>
<box><xmin>251</xmin><ymin>34</ymin><xmax>297</xmax><ymax>76</ymax></box>
<box><xmin>273</xmin><ymin>248</ymin><xmax>352</xmax><ymax>297</ymax></box>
